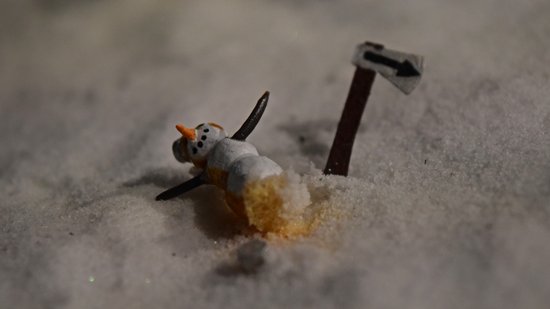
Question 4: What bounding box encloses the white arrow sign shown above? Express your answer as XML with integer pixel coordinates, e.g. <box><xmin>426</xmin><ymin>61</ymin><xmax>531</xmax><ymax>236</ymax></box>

<box><xmin>352</xmin><ymin>42</ymin><xmax>424</xmax><ymax>94</ymax></box>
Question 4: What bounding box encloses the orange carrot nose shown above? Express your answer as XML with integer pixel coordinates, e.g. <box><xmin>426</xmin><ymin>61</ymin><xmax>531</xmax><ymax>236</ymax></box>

<box><xmin>176</xmin><ymin>124</ymin><xmax>196</xmax><ymax>140</ymax></box>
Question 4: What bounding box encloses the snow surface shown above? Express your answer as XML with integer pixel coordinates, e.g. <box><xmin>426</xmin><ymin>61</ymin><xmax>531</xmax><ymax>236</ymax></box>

<box><xmin>1</xmin><ymin>0</ymin><xmax>550</xmax><ymax>308</ymax></box>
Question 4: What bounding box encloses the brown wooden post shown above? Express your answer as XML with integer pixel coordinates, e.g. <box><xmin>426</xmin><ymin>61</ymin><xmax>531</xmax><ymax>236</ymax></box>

<box><xmin>324</xmin><ymin>67</ymin><xmax>376</xmax><ymax>176</ymax></box>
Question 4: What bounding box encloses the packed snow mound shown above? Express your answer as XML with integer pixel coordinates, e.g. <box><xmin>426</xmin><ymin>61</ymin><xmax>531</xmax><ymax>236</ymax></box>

<box><xmin>241</xmin><ymin>169</ymin><xmax>361</xmax><ymax>238</ymax></box>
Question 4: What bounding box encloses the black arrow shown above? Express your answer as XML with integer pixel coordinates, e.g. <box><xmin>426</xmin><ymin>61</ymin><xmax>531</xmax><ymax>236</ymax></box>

<box><xmin>363</xmin><ymin>51</ymin><xmax>420</xmax><ymax>77</ymax></box>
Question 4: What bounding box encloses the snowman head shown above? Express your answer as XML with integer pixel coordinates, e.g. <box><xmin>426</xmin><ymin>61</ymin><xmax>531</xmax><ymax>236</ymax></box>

<box><xmin>172</xmin><ymin>122</ymin><xmax>227</xmax><ymax>168</ymax></box>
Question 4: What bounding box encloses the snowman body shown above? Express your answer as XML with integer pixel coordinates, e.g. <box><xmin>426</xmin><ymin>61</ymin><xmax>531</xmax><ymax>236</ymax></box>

<box><xmin>205</xmin><ymin>138</ymin><xmax>283</xmax><ymax>220</ymax></box>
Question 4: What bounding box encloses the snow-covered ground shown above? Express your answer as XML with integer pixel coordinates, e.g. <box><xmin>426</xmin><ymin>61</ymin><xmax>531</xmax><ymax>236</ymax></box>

<box><xmin>1</xmin><ymin>0</ymin><xmax>550</xmax><ymax>308</ymax></box>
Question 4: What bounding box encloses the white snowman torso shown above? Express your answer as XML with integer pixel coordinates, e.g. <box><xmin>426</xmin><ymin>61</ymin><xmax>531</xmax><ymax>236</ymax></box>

<box><xmin>206</xmin><ymin>138</ymin><xmax>282</xmax><ymax>197</ymax></box>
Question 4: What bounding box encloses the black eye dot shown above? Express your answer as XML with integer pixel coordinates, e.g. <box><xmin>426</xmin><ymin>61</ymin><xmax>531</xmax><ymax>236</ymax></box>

<box><xmin>203</xmin><ymin>128</ymin><xmax>209</xmax><ymax>132</ymax></box>
<box><xmin>197</xmin><ymin>141</ymin><xmax>203</xmax><ymax>148</ymax></box>
<box><xmin>192</xmin><ymin>147</ymin><xmax>198</xmax><ymax>154</ymax></box>
<box><xmin>201</xmin><ymin>135</ymin><xmax>207</xmax><ymax>140</ymax></box>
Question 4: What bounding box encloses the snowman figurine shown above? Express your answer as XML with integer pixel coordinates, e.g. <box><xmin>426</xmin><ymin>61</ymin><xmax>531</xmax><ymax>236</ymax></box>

<box><xmin>157</xmin><ymin>92</ymin><xmax>313</xmax><ymax>236</ymax></box>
